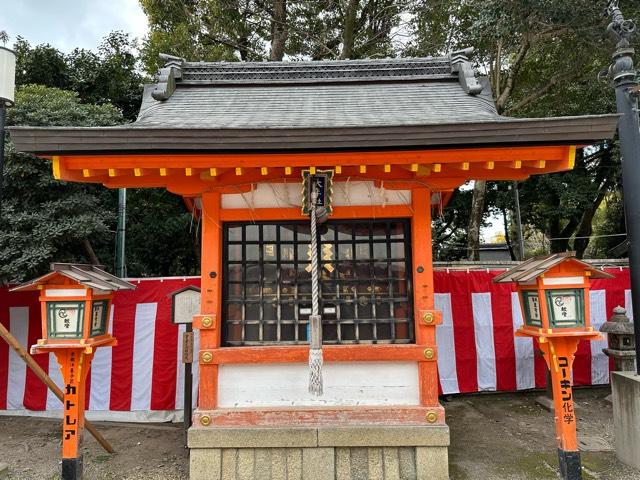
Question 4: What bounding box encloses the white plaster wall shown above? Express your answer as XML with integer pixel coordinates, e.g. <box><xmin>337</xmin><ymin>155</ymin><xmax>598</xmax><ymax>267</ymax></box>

<box><xmin>221</xmin><ymin>181</ymin><xmax>412</xmax><ymax>209</ymax></box>
<box><xmin>218</xmin><ymin>362</ymin><xmax>419</xmax><ymax>407</ymax></box>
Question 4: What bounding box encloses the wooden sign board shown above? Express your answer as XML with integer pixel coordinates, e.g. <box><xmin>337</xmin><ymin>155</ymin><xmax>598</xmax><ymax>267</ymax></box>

<box><xmin>171</xmin><ymin>286</ymin><xmax>201</xmax><ymax>324</ymax></box>
<box><xmin>182</xmin><ymin>331</ymin><xmax>194</xmax><ymax>364</ymax></box>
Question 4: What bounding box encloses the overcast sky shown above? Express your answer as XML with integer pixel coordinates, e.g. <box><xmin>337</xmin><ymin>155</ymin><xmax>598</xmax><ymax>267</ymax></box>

<box><xmin>2</xmin><ymin>0</ymin><xmax>149</xmax><ymax>52</ymax></box>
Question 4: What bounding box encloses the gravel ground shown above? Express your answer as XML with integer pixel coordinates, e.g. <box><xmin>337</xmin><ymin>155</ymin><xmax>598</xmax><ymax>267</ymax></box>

<box><xmin>0</xmin><ymin>387</ymin><xmax>638</xmax><ymax>479</ymax></box>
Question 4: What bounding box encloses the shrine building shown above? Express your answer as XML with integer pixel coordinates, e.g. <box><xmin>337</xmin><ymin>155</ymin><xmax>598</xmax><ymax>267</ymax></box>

<box><xmin>9</xmin><ymin>50</ymin><xmax>618</xmax><ymax>480</ymax></box>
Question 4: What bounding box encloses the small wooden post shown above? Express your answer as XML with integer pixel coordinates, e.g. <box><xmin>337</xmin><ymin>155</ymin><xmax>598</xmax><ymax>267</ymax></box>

<box><xmin>538</xmin><ymin>337</ymin><xmax>582</xmax><ymax>479</ymax></box>
<box><xmin>183</xmin><ymin>325</ymin><xmax>193</xmax><ymax>446</ymax></box>
<box><xmin>56</xmin><ymin>348</ymin><xmax>94</xmax><ymax>479</ymax></box>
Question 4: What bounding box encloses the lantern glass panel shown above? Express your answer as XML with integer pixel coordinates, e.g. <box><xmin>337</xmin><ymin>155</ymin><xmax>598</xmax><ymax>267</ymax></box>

<box><xmin>47</xmin><ymin>301</ymin><xmax>85</xmax><ymax>339</ymax></box>
<box><xmin>90</xmin><ymin>300</ymin><xmax>109</xmax><ymax>336</ymax></box>
<box><xmin>545</xmin><ymin>289</ymin><xmax>585</xmax><ymax>328</ymax></box>
<box><xmin>521</xmin><ymin>291</ymin><xmax>542</xmax><ymax>327</ymax></box>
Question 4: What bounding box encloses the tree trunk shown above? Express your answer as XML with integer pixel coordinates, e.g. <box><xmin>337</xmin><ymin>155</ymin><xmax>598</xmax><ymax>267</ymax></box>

<box><xmin>466</xmin><ymin>180</ymin><xmax>487</xmax><ymax>260</ymax></box>
<box><xmin>340</xmin><ymin>0</ymin><xmax>359</xmax><ymax>59</ymax></box>
<box><xmin>502</xmin><ymin>207</ymin><xmax>516</xmax><ymax>261</ymax></box>
<box><xmin>82</xmin><ymin>238</ymin><xmax>101</xmax><ymax>266</ymax></box>
<box><xmin>269</xmin><ymin>0</ymin><xmax>287</xmax><ymax>61</ymax></box>
<box><xmin>550</xmin><ymin>221</ymin><xmax>576</xmax><ymax>253</ymax></box>
<box><xmin>573</xmin><ymin>180</ymin><xmax>614</xmax><ymax>258</ymax></box>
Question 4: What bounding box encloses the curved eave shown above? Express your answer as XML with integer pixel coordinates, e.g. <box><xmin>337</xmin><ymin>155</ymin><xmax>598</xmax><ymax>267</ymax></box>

<box><xmin>8</xmin><ymin>114</ymin><xmax>619</xmax><ymax>155</ymax></box>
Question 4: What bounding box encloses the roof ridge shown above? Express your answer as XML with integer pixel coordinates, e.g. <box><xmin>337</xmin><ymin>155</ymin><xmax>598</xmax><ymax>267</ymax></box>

<box><xmin>150</xmin><ymin>49</ymin><xmax>482</xmax><ymax>100</ymax></box>
<box><xmin>182</xmin><ymin>56</ymin><xmax>451</xmax><ymax>67</ymax></box>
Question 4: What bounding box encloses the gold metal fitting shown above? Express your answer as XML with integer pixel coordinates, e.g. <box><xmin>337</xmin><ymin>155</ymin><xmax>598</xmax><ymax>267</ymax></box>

<box><xmin>425</xmin><ymin>411</ymin><xmax>438</xmax><ymax>423</ymax></box>
<box><xmin>200</xmin><ymin>415</ymin><xmax>212</xmax><ymax>426</ymax></box>
<box><xmin>422</xmin><ymin>312</ymin><xmax>434</xmax><ymax>325</ymax></box>
<box><xmin>201</xmin><ymin>316</ymin><xmax>213</xmax><ymax>328</ymax></box>
<box><xmin>201</xmin><ymin>352</ymin><xmax>213</xmax><ymax>364</ymax></box>
<box><xmin>423</xmin><ymin>348</ymin><xmax>435</xmax><ymax>360</ymax></box>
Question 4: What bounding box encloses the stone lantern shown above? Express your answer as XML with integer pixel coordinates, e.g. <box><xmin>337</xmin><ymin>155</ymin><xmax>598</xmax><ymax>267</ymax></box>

<box><xmin>600</xmin><ymin>306</ymin><xmax>636</xmax><ymax>372</ymax></box>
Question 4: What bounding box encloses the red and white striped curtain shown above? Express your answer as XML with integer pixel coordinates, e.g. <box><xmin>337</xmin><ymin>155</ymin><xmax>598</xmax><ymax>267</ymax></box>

<box><xmin>0</xmin><ymin>269</ymin><xmax>631</xmax><ymax>415</ymax></box>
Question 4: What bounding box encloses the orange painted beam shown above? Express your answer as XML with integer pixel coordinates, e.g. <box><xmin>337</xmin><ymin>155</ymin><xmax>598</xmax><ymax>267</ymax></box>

<box><xmin>199</xmin><ymin>344</ymin><xmax>437</xmax><ymax>364</ymax></box>
<box><xmin>59</xmin><ymin>164</ymin><xmax>556</xmax><ymax>194</ymax></box>
<box><xmin>195</xmin><ymin>405</ymin><xmax>446</xmax><ymax>427</ymax></box>
<box><xmin>411</xmin><ymin>188</ymin><xmax>439</xmax><ymax>407</ymax></box>
<box><xmin>58</xmin><ymin>145</ymin><xmax>574</xmax><ymax>171</ymax></box>
<box><xmin>198</xmin><ymin>192</ymin><xmax>222</xmax><ymax>410</ymax></box>
<box><xmin>54</xmin><ymin>148</ymin><xmax>573</xmax><ymax>194</ymax></box>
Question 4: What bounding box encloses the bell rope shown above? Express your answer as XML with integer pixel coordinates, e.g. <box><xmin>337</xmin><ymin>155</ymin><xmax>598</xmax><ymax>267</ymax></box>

<box><xmin>308</xmin><ymin>181</ymin><xmax>324</xmax><ymax>396</ymax></box>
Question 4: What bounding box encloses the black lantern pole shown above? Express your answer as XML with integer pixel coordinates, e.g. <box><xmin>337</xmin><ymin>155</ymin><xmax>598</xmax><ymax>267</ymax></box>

<box><xmin>606</xmin><ymin>0</ymin><xmax>640</xmax><ymax>375</ymax></box>
<box><xmin>0</xmin><ymin>105</ymin><xmax>6</xmax><ymax>211</ymax></box>
<box><xmin>0</xmin><ymin>45</ymin><xmax>16</xmax><ymax>215</ymax></box>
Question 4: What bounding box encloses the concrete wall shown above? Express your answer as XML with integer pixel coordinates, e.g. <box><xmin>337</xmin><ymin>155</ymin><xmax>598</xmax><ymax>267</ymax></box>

<box><xmin>611</xmin><ymin>371</ymin><xmax>640</xmax><ymax>469</ymax></box>
<box><xmin>189</xmin><ymin>425</ymin><xmax>449</xmax><ymax>480</ymax></box>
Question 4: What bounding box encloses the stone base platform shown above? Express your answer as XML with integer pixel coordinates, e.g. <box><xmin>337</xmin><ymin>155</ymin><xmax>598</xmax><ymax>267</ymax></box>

<box><xmin>188</xmin><ymin>424</ymin><xmax>450</xmax><ymax>480</ymax></box>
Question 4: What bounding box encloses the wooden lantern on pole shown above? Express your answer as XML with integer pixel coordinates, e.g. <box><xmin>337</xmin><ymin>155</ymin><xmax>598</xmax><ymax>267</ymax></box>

<box><xmin>494</xmin><ymin>252</ymin><xmax>613</xmax><ymax>480</ymax></box>
<box><xmin>11</xmin><ymin>263</ymin><xmax>134</xmax><ymax>480</ymax></box>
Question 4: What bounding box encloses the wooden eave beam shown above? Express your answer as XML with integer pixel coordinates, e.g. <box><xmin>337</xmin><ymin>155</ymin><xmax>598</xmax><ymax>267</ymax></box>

<box><xmin>58</xmin><ymin>145</ymin><xmax>575</xmax><ymax>171</ymax></box>
<box><xmin>52</xmin><ymin>144</ymin><xmax>577</xmax><ymax>194</ymax></box>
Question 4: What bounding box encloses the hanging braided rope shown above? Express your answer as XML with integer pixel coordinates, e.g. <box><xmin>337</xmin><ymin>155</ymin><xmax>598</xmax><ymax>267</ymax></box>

<box><xmin>308</xmin><ymin>183</ymin><xmax>324</xmax><ymax>396</ymax></box>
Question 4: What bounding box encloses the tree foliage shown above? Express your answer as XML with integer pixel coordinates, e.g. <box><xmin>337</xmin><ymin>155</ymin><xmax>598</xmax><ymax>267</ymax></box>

<box><xmin>14</xmin><ymin>32</ymin><xmax>144</xmax><ymax>121</ymax></box>
<box><xmin>1</xmin><ymin>33</ymin><xmax>199</xmax><ymax>284</ymax></box>
<box><xmin>0</xmin><ymin>85</ymin><xmax>122</xmax><ymax>284</ymax></box>
<box><xmin>139</xmin><ymin>0</ymin><xmax>408</xmax><ymax>72</ymax></box>
<box><xmin>406</xmin><ymin>0</ymin><xmax>640</xmax><ymax>259</ymax></box>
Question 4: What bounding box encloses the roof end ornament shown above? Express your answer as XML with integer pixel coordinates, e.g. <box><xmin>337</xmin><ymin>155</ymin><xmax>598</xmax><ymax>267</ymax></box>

<box><xmin>450</xmin><ymin>47</ymin><xmax>483</xmax><ymax>96</ymax></box>
<box><xmin>152</xmin><ymin>54</ymin><xmax>186</xmax><ymax>101</ymax></box>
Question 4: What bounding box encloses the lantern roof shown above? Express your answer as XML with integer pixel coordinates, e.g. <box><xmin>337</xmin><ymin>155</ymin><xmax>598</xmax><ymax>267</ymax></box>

<box><xmin>11</xmin><ymin>263</ymin><xmax>136</xmax><ymax>292</ymax></box>
<box><xmin>493</xmin><ymin>252</ymin><xmax>614</xmax><ymax>283</ymax></box>
<box><xmin>9</xmin><ymin>49</ymin><xmax>618</xmax><ymax>154</ymax></box>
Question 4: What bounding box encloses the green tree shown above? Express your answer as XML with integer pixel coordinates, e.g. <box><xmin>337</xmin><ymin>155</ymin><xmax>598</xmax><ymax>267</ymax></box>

<box><xmin>139</xmin><ymin>0</ymin><xmax>408</xmax><ymax>72</ymax></box>
<box><xmin>139</xmin><ymin>0</ymin><xmax>271</xmax><ymax>72</ymax></box>
<box><xmin>432</xmin><ymin>187</ymin><xmax>474</xmax><ymax>261</ymax></box>
<box><xmin>14</xmin><ymin>37</ymin><xmax>69</xmax><ymax>90</ymax></box>
<box><xmin>67</xmin><ymin>31</ymin><xmax>145</xmax><ymax>121</ymax></box>
<box><xmin>125</xmin><ymin>189</ymin><xmax>199</xmax><ymax>277</ymax></box>
<box><xmin>1</xmin><ymin>85</ymin><xmax>122</xmax><ymax>284</ymax></box>
<box><xmin>588</xmin><ymin>191</ymin><xmax>627</xmax><ymax>258</ymax></box>
<box><xmin>7</xmin><ymin>33</ymin><xmax>200</xmax><ymax>279</ymax></box>
<box><xmin>16</xmin><ymin>32</ymin><xmax>145</xmax><ymax>122</ymax></box>
<box><xmin>406</xmin><ymin>0</ymin><xmax>640</xmax><ymax>259</ymax></box>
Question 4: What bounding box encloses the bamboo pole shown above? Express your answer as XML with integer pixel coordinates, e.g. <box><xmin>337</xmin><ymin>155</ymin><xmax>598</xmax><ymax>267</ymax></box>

<box><xmin>0</xmin><ymin>322</ymin><xmax>115</xmax><ymax>454</ymax></box>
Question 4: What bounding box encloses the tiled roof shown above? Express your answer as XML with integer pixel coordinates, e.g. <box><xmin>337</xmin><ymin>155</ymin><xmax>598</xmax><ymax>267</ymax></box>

<box><xmin>135</xmin><ymin>80</ymin><xmax>499</xmax><ymax>129</ymax></box>
<box><xmin>8</xmin><ymin>50</ymin><xmax>620</xmax><ymax>154</ymax></box>
<box><xmin>135</xmin><ymin>50</ymin><xmax>490</xmax><ymax>129</ymax></box>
